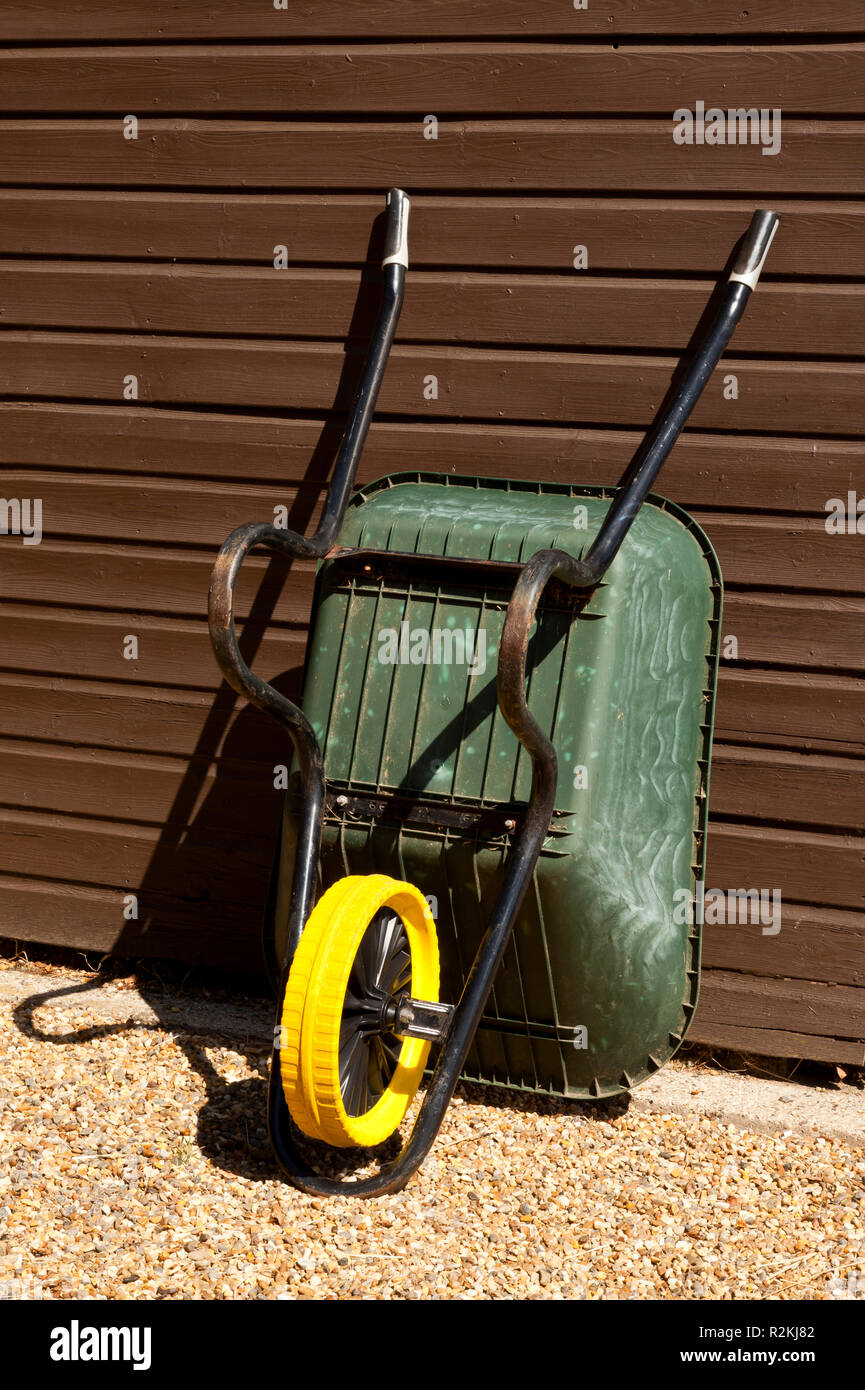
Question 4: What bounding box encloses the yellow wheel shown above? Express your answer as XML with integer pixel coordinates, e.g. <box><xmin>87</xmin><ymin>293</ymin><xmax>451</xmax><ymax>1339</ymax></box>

<box><xmin>279</xmin><ymin>874</ymin><xmax>439</xmax><ymax>1149</ymax></box>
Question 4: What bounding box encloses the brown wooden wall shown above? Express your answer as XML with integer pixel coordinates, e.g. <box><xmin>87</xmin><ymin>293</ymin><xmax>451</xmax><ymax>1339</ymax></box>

<box><xmin>0</xmin><ymin>2</ymin><xmax>863</xmax><ymax>1065</ymax></box>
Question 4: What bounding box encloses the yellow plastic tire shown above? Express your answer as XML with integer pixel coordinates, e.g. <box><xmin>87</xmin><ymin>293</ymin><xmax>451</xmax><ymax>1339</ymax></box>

<box><xmin>279</xmin><ymin>874</ymin><xmax>439</xmax><ymax>1149</ymax></box>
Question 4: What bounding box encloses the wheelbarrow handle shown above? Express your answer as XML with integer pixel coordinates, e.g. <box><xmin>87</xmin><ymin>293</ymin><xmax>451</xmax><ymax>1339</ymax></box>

<box><xmin>382</xmin><ymin>186</ymin><xmax>410</xmax><ymax>269</ymax></box>
<box><xmin>729</xmin><ymin>207</ymin><xmax>780</xmax><ymax>291</ymax></box>
<box><xmin>574</xmin><ymin>209</ymin><xmax>780</xmax><ymax>587</ymax></box>
<box><xmin>208</xmin><ymin>190</ymin><xmax>410</xmax><ymax>977</ymax></box>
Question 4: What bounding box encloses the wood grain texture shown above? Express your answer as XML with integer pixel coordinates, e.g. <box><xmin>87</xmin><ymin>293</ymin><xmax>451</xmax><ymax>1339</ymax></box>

<box><xmin>702</xmin><ymin>904</ymin><xmax>865</xmax><ymax>988</ymax></box>
<box><xmin>3</xmin><ymin>45</ymin><xmax>865</xmax><ymax>115</ymax></box>
<box><xmin>694</xmin><ymin>969</ymin><xmax>865</xmax><ymax>1042</ymax></box>
<box><xmin>686</xmin><ymin>1016</ymin><xmax>865</xmax><ymax>1066</ymax></box>
<box><xmin>2</xmin><ymin>261</ymin><xmax>862</xmax><ymax>357</ymax></box>
<box><xmin>2</xmin><ymin>192</ymin><xmax>863</xmax><ymax>277</ymax></box>
<box><xmin>721</xmin><ymin>594</ymin><xmax>865</xmax><ymax>673</ymax></box>
<box><xmin>717</xmin><ymin>670</ymin><xmax>865</xmax><ymax>746</ymax></box>
<box><xmin>1</xmin><ymin>335</ymin><xmax>861</xmax><ymax>433</ymax></box>
<box><xmin>0</xmin><ymin>120</ymin><xmax>862</xmax><ymax>193</ymax></box>
<box><xmin>2</xmin><ymin>404</ymin><xmax>860</xmax><ymax>515</ymax></box>
<box><xmin>711</xmin><ymin>745</ymin><xmax>865</xmax><ymax>831</ymax></box>
<box><xmin>708</xmin><ymin>823</ymin><xmax>865</xmax><ymax>914</ymax></box>
<box><xmin>1</xmin><ymin>1</ymin><xmax>861</xmax><ymax>41</ymax></box>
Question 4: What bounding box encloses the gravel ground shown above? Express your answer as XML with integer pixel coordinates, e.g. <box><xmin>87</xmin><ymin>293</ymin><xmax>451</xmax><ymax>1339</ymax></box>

<box><xmin>1</xmin><ymin>962</ymin><xmax>864</xmax><ymax>1301</ymax></box>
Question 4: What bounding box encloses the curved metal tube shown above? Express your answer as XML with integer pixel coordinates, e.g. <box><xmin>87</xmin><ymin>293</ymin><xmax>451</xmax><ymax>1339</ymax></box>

<box><xmin>266</xmin><ymin>548</ymin><xmax>582</xmax><ymax>1195</ymax></box>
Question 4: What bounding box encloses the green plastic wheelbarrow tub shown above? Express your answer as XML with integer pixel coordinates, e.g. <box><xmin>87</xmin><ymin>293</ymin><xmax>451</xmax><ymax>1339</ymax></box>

<box><xmin>272</xmin><ymin>471</ymin><xmax>721</xmax><ymax>1101</ymax></box>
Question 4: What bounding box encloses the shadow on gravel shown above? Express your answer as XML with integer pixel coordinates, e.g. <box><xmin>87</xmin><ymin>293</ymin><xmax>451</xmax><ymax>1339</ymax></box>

<box><xmin>10</xmin><ymin>970</ymin><xmax>629</xmax><ymax>1189</ymax></box>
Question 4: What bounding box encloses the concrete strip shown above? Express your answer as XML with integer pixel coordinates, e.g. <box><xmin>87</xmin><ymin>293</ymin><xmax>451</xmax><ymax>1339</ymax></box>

<box><xmin>1</xmin><ymin>966</ymin><xmax>862</xmax><ymax>1146</ymax></box>
<box><xmin>632</xmin><ymin>1063</ymin><xmax>863</xmax><ymax>1149</ymax></box>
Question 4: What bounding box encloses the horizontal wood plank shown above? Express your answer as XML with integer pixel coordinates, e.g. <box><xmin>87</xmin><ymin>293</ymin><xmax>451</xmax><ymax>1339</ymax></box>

<box><xmin>0</xmin><ymin>529</ymin><xmax>861</xmax><ymax>660</ymax></box>
<box><xmin>693</xmin><ymin>967</ymin><xmax>865</xmax><ymax>1041</ymax></box>
<box><xmin>687</xmin><ymin>1014</ymin><xmax>865</xmax><ymax>1065</ymax></box>
<box><xmin>2</xmin><ymin>405</ymin><xmax>861</xmax><ymax>516</ymax></box>
<box><xmin>0</xmin><ymin>611</ymin><xmax>302</xmax><ymax>694</ymax></box>
<box><xmin>1</xmin><ymin>335</ymin><xmax>861</xmax><ymax>433</ymax></box>
<box><xmin>0</xmin><ymin>673</ymin><xmax>292</xmax><ymax>758</ymax></box>
<box><xmin>1</xmin><ymin>1</ymin><xmax>860</xmax><ymax>41</ymax></box>
<box><xmin>3</xmin><ymin>262</ymin><xmax>863</xmax><ymax>358</ymax></box>
<box><xmin>6</xmin><ymin>472</ymin><xmax>864</xmax><ymax>580</ymax></box>
<box><xmin>0</xmin><ymin>737</ymin><xmax>278</xmax><ymax>831</ymax></box>
<box><xmin>717</xmin><ymin>669</ymin><xmax>865</xmax><ymax>746</ymax></box>
<box><xmin>3</xmin><ymin>44</ymin><xmax>865</xmax><ymax>115</ymax></box>
<box><xmin>702</xmin><ymin>903</ymin><xmax>865</xmax><ymax>988</ymax></box>
<box><xmin>2</xmin><ymin>804</ymin><xmax>863</xmax><ymax>916</ymax></box>
<box><xmin>711</xmin><ymin>745</ymin><xmax>865</xmax><ymax>831</ymax></box>
<box><xmin>0</xmin><ymin>806</ymin><xmax>275</xmax><ymax>906</ymax></box>
<box><xmin>0</xmin><ymin>874</ymin><xmax>265</xmax><ymax>971</ymax></box>
<box><xmin>3</xmin><ymin>639</ymin><xmax>862</xmax><ymax>756</ymax></box>
<box><xmin>2</xmin><ymin>193</ymin><xmax>862</xmax><ymax>277</ymax></box>
<box><xmin>0</xmin><ymin>120</ymin><xmax>862</xmax><ymax>193</ymax></box>
<box><xmin>722</xmin><ymin>593</ymin><xmax>865</xmax><ymax>672</ymax></box>
<box><xmin>708</xmin><ymin>823</ymin><xmax>865</xmax><ymax>913</ymax></box>
<box><xmin>0</xmin><ymin>650</ymin><xmax>861</xmax><ymax>761</ymax></box>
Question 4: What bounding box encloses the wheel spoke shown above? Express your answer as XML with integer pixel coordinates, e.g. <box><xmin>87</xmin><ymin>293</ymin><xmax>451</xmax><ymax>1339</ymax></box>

<box><xmin>351</xmin><ymin>939</ymin><xmax>371</xmax><ymax>997</ymax></box>
<box><xmin>379</xmin><ymin>1035</ymin><xmax>403</xmax><ymax>1071</ymax></box>
<box><xmin>368</xmin><ymin>1037</ymin><xmax>389</xmax><ymax>1095</ymax></box>
<box><xmin>388</xmin><ymin>949</ymin><xmax>412</xmax><ymax>995</ymax></box>
<box><xmin>339</xmin><ymin>909</ymin><xmax>414</xmax><ymax>1116</ymax></box>
<box><xmin>349</xmin><ymin>1043</ymin><xmax>371</xmax><ymax>1115</ymax></box>
<box><xmin>360</xmin><ymin>913</ymin><xmax>384</xmax><ymax>985</ymax></box>
<box><xmin>339</xmin><ymin>1026</ymin><xmax>368</xmax><ymax>1110</ymax></box>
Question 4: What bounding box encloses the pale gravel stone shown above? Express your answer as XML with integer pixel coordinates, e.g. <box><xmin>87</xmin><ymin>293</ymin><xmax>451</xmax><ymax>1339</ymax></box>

<box><xmin>0</xmin><ymin>960</ymin><xmax>863</xmax><ymax>1300</ymax></box>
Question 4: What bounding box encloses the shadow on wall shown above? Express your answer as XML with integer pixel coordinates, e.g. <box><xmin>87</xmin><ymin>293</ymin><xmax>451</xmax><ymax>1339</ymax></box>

<box><xmin>8</xmin><ymin>210</ymin><xmax>403</xmax><ymax>1182</ymax></box>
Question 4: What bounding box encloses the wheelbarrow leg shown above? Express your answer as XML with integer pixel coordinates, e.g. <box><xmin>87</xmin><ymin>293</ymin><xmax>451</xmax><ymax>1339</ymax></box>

<box><xmin>266</xmin><ymin>593</ymin><xmax>560</xmax><ymax>1195</ymax></box>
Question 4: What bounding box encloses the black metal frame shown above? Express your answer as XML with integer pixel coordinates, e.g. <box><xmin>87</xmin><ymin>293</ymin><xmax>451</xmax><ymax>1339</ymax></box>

<box><xmin>207</xmin><ymin>192</ymin><xmax>779</xmax><ymax>1195</ymax></box>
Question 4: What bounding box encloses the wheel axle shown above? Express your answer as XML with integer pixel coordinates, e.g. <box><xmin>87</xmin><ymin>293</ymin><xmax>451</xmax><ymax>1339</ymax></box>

<box><xmin>381</xmin><ymin>995</ymin><xmax>454</xmax><ymax>1043</ymax></box>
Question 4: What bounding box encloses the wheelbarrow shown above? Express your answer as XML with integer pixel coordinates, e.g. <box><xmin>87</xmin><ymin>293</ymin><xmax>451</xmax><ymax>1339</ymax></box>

<box><xmin>208</xmin><ymin>190</ymin><xmax>779</xmax><ymax>1196</ymax></box>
